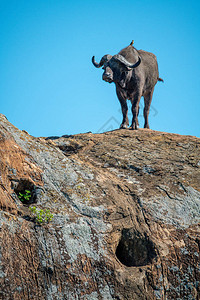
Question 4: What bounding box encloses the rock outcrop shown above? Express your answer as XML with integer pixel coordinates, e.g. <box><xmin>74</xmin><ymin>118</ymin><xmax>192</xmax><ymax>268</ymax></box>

<box><xmin>0</xmin><ymin>114</ymin><xmax>200</xmax><ymax>299</ymax></box>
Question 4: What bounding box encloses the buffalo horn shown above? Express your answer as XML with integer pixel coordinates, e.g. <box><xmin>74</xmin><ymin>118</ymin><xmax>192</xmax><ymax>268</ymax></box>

<box><xmin>92</xmin><ymin>54</ymin><xmax>112</xmax><ymax>68</ymax></box>
<box><xmin>113</xmin><ymin>54</ymin><xmax>141</xmax><ymax>69</ymax></box>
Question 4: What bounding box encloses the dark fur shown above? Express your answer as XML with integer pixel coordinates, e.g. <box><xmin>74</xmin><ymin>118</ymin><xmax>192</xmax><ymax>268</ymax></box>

<box><xmin>92</xmin><ymin>44</ymin><xmax>163</xmax><ymax>129</ymax></box>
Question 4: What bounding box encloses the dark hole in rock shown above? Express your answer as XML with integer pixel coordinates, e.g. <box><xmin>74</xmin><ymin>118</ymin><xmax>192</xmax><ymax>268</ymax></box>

<box><xmin>45</xmin><ymin>136</ymin><xmax>60</xmax><ymax>140</ymax></box>
<box><xmin>128</xmin><ymin>165</ymin><xmax>140</xmax><ymax>173</ymax></box>
<box><xmin>14</xmin><ymin>179</ymin><xmax>37</xmax><ymax>204</ymax></box>
<box><xmin>58</xmin><ymin>141</ymin><xmax>83</xmax><ymax>156</ymax></box>
<box><xmin>116</xmin><ymin>229</ymin><xmax>157</xmax><ymax>267</ymax></box>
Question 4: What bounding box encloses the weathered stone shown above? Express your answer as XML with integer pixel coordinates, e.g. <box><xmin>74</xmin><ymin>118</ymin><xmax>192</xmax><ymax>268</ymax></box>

<box><xmin>0</xmin><ymin>114</ymin><xmax>200</xmax><ymax>299</ymax></box>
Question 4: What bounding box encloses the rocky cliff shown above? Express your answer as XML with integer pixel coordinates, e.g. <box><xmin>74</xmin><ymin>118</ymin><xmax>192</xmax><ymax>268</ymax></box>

<box><xmin>0</xmin><ymin>114</ymin><xmax>200</xmax><ymax>300</ymax></box>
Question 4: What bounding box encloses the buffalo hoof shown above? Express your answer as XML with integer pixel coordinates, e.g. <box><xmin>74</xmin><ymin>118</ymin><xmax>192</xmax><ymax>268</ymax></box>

<box><xmin>130</xmin><ymin>123</ymin><xmax>138</xmax><ymax>130</ymax></box>
<box><xmin>144</xmin><ymin>124</ymin><xmax>150</xmax><ymax>129</ymax></box>
<box><xmin>120</xmin><ymin>124</ymin><xmax>129</xmax><ymax>129</ymax></box>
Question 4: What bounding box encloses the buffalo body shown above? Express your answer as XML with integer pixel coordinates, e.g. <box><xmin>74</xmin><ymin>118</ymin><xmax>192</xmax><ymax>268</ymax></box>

<box><xmin>92</xmin><ymin>42</ymin><xmax>163</xmax><ymax>129</ymax></box>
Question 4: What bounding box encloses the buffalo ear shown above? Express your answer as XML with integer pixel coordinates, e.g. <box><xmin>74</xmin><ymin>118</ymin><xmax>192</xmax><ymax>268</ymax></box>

<box><xmin>124</xmin><ymin>66</ymin><xmax>132</xmax><ymax>71</ymax></box>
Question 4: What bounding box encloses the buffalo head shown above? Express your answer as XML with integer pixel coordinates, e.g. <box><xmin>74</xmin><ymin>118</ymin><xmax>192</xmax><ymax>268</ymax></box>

<box><xmin>92</xmin><ymin>54</ymin><xmax>141</xmax><ymax>88</ymax></box>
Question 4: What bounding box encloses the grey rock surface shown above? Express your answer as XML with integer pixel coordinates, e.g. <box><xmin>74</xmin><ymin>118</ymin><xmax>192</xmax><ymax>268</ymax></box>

<box><xmin>0</xmin><ymin>114</ymin><xmax>200</xmax><ymax>299</ymax></box>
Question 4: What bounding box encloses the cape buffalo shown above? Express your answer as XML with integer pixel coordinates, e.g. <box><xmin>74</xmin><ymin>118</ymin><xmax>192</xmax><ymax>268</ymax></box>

<box><xmin>92</xmin><ymin>41</ymin><xmax>163</xmax><ymax>130</ymax></box>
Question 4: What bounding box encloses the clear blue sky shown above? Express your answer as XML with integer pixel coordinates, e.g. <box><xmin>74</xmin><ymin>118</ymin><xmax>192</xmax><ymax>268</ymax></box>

<box><xmin>0</xmin><ymin>0</ymin><xmax>200</xmax><ymax>137</ymax></box>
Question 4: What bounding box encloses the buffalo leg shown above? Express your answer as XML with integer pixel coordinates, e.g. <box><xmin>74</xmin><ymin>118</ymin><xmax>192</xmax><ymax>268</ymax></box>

<box><xmin>131</xmin><ymin>93</ymin><xmax>142</xmax><ymax>130</ymax></box>
<box><xmin>116</xmin><ymin>90</ymin><xmax>129</xmax><ymax>129</ymax></box>
<box><xmin>137</xmin><ymin>106</ymin><xmax>140</xmax><ymax>127</ymax></box>
<box><xmin>120</xmin><ymin>100</ymin><xmax>129</xmax><ymax>128</ymax></box>
<box><xmin>143</xmin><ymin>89</ymin><xmax>154</xmax><ymax>129</ymax></box>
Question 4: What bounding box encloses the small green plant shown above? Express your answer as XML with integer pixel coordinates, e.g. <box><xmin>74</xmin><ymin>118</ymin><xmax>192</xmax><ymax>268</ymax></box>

<box><xmin>29</xmin><ymin>206</ymin><xmax>53</xmax><ymax>224</ymax></box>
<box><xmin>18</xmin><ymin>190</ymin><xmax>31</xmax><ymax>202</ymax></box>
